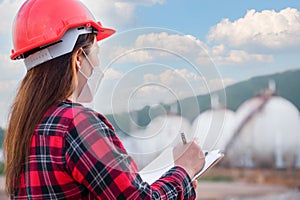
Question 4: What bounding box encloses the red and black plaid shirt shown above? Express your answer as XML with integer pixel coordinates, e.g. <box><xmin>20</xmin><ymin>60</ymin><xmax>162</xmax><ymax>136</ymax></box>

<box><xmin>13</xmin><ymin>101</ymin><xmax>196</xmax><ymax>199</ymax></box>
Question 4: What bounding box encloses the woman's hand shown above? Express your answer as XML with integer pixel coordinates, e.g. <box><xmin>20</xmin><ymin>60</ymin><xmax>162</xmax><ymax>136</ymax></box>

<box><xmin>173</xmin><ymin>140</ymin><xmax>205</xmax><ymax>179</ymax></box>
<box><xmin>192</xmin><ymin>180</ymin><xmax>198</xmax><ymax>190</ymax></box>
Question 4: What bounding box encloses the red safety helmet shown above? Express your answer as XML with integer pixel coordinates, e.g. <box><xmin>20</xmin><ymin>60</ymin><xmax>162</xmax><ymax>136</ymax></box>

<box><xmin>11</xmin><ymin>0</ymin><xmax>115</xmax><ymax>61</ymax></box>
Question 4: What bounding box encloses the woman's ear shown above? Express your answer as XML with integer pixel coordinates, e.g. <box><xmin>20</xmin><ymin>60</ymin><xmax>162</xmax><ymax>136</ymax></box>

<box><xmin>75</xmin><ymin>48</ymin><xmax>84</xmax><ymax>69</ymax></box>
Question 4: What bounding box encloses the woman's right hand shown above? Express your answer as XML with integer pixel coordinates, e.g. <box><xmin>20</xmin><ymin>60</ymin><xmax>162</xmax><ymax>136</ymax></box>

<box><xmin>173</xmin><ymin>140</ymin><xmax>205</xmax><ymax>179</ymax></box>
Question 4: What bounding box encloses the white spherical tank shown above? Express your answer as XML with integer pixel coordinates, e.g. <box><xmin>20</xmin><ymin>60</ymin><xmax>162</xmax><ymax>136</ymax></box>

<box><xmin>228</xmin><ymin>95</ymin><xmax>300</xmax><ymax>168</ymax></box>
<box><xmin>123</xmin><ymin>114</ymin><xmax>191</xmax><ymax>169</ymax></box>
<box><xmin>144</xmin><ymin>114</ymin><xmax>192</xmax><ymax>149</ymax></box>
<box><xmin>191</xmin><ymin>108</ymin><xmax>236</xmax><ymax>151</ymax></box>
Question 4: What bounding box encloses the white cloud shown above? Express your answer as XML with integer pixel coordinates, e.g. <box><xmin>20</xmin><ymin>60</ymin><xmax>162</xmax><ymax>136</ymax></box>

<box><xmin>112</xmin><ymin>69</ymin><xmax>206</xmax><ymax>110</ymax></box>
<box><xmin>103</xmin><ymin>30</ymin><xmax>275</xmax><ymax>67</ymax></box>
<box><xmin>102</xmin><ymin>45</ymin><xmax>154</xmax><ymax>64</ymax></box>
<box><xmin>0</xmin><ymin>80</ymin><xmax>19</xmax><ymax>96</ymax></box>
<box><xmin>200</xmin><ymin>48</ymin><xmax>274</xmax><ymax>66</ymax></box>
<box><xmin>207</xmin><ymin>8</ymin><xmax>300</xmax><ymax>50</ymax></box>
<box><xmin>143</xmin><ymin>69</ymin><xmax>206</xmax><ymax>97</ymax></box>
<box><xmin>135</xmin><ymin>32</ymin><xmax>206</xmax><ymax>56</ymax></box>
<box><xmin>103</xmin><ymin>68</ymin><xmax>123</xmax><ymax>80</ymax></box>
<box><xmin>132</xmin><ymin>69</ymin><xmax>235</xmax><ymax>108</ymax></box>
<box><xmin>144</xmin><ymin>68</ymin><xmax>203</xmax><ymax>84</ymax></box>
<box><xmin>0</xmin><ymin>79</ymin><xmax>20</xmax><ymax>127</ymax></box>
<box><xmin>0</xmin><ymin>0</ymin><xmax>22</xmax><ymax>35</ymax></box>
<box><xmin>0</xmin><ymin>53</ymin><xmax>25</xmax><ymax>79</ymax></box>
<box><xmin>101</xmin><ymin>31</ymin><xmax>209</xmax><ymax>65</ymax></box>
<box><xmin>0</xmin><ymin>0</ymin><xmax>23</xmax><ymax>54</ymax></box>
<box><xmin>82</xmin><ymin>0</ymin><xmax>166</xmax><ymax>28</ymax></box>
<box><xmin>225</xmin><ymin>50</ymin><xmax>273</xmax><ymax>63</ymax></box>
<box><xmin>0</xmin><ymin>54</ymin><xmax>24</xmax><ymax>127</ymax></box>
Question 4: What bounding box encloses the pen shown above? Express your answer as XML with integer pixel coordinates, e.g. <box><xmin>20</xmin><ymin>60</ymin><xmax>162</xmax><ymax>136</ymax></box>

<box><xmin>180</xmin><ymin>132</ymin><xmax>187</xmax><ymax>144</ymax></box>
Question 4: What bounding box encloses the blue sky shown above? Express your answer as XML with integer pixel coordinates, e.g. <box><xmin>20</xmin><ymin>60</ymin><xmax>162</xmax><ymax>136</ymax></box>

<box><xmin>0</xmin><ymin>0</ymin><xmax>300</xmax><ymax>126</ymax></box>
<box><xmin>136</xmin><ymin>0</ymin><xmax>300</xmax><ymax>40</ymax></box>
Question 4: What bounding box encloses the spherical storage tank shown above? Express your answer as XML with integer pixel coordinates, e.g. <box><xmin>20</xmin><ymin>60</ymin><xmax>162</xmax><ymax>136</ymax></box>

<box><xmin>122</xmin><ymin>114</ymin><xmax>192</xmax><ymax>169</ymax></box>
<box><xmin>227</xmin><ymin>94</ymin><xmax>300</xmax><ymax>168</ymax></box>
<box><xmin>191</xmin><ymin>108</ymin><xmax>236</xmax><ymax>151</ymax></box>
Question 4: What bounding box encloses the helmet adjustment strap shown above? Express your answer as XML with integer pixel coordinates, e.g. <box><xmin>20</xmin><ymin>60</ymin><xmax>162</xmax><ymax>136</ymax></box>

<box><xmin>24</xmin><ymin>26</ymin><xmax>94</xmax><ymax>71</ymax></box>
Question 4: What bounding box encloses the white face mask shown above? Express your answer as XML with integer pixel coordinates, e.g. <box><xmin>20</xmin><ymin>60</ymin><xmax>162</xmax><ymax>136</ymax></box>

<box><xmin>77</xmin><ymin>49</ymin><xmax>104</xmax><ymax>103</ymax></box>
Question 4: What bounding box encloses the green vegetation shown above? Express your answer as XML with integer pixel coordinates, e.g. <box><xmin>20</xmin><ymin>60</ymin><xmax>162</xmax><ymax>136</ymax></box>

<box><xmin>0</xmin><ymin>162</ymin><xmax>4</xmax><ymax>174</ymax></box>
<box><xmin>201</xmin><ymin>175</ymin><xmax>234</xmax><ymax>182</ymax></box>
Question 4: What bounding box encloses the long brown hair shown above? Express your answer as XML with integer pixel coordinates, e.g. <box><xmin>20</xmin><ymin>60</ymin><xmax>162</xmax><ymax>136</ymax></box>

<box><xmin>4</xmin><ymin>33</ymin><xmax>95</xmax><ymax>195</ymax></box>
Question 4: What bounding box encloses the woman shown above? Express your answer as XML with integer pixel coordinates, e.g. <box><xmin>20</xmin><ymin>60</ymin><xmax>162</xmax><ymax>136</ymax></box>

<box><xmin>4</xmin><ymin>0</ymin><xmax>205</xmax><ymax>199</ymax></box>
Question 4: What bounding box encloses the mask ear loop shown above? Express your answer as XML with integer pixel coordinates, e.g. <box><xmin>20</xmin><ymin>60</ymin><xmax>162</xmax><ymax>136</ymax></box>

<box><xmin>82</xmin><ymin>49</ymin><xmax>95</xmax><ymax>69</ymax></box>
<box><xmin>76</xmin><ymin>54</ymin><xmax>90</xmax><ymax>79</ymax></box>
<box><xmin>77</xmin><ymin>48</ymin><xmax>95</xmax><ymax>79</ymax></box>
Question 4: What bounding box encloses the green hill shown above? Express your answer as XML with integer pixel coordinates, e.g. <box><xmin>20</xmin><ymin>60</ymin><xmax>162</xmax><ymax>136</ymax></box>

<box><xmin>178</xmin><ymin>69</ymin><xmax>300</xmax><ymax>122</ymax></box>
<box><xmin>225</xmin><ymin>69</ymin><xmax>300</xmax><ymax>111</ymax></box>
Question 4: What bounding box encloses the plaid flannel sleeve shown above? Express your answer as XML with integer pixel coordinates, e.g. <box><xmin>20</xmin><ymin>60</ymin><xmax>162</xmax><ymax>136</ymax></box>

<box><xmin>65</xmin><ymin>108</ymin><xmax>196</xmax><ymax>200</ymax></box>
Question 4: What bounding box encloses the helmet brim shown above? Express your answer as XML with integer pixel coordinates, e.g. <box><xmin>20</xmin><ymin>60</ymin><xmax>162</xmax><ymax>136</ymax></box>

<box><xmin>90</xmin><ymin>21</ymin><xmax>116</xmax><ymax>41</ymax></box>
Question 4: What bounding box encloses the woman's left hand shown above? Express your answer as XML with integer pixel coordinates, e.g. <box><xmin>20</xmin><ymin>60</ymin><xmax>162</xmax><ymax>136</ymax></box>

<box><xmin>192</xmin><ymin>180</ymin><xmax>198</xmax><ymax>190</ymax></box>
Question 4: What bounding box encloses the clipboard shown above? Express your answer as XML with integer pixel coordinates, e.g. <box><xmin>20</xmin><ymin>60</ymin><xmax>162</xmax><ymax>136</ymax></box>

<box><xmin>139</xmin><ymin>148</ymin><xmax>224</xmax><ymax>184</ymax></box>
<box><xmin>192</xmin><ymin>149</ymin><xmax>224</xmax><ymax>181</ymax></box>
